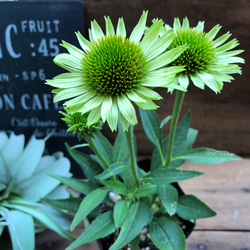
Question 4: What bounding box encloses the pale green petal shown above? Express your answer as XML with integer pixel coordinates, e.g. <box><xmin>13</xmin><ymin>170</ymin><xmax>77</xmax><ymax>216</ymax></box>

<box><xmin>178</xmin><ymin>73</ymin><xmax>189</xmax><ymax>89</ymax></box>
<box><xmin>207</xmin><ymin>64</ymin><xmax>242</xmax><ymax>74</ymax></box>
<box><xmin>207</xmin><ymin>24</ymin><xmax>221</xmax><ymax>40</ymax></box>
<box><xmin>91</xmin><ymin>20</ymin><xmax>105</xmax><ymax>41</ymax></box>
<box><xmin>145</xmin><ymin>29</ymin><xmax>174</xmax><ymax>61</ymax></box>
<box><xmin>126</xmin><ymin>91</ymin><xmax>148</xmax><ymax>103</ymax></box>
<box><xmin>117</xmin><ymin>95</ymin><xmax>137</xmax><ymax>125</ymax></box>
<box><xmin>141</xmin><ymin>76</ymin><xmax>177</xmax><ymax>87</ymax></box>
<box><xmin>182</xmin><ymin>17</ymin><xmax>190</xmax><ymax>29</ymax></box>
<box><xmin>135</xmin><ymin>86</ymin><xmax>162</xmax><ymax>100</ymax></box>
<box><xmin>135</xmin><ymin>99</ymin><xmax>158</xmax><ymax>110</ymax></box>
<box><xmin>101</xmin><ymin>96</ymin><xmax>113</xmax><ymax>121</ymax></box>
<box><xmin>54</xmin><ymin>53</ymin><xmax>82</xmax><ymax>72</ymax></box>
<box><xmin>77</xmin><ymin>95</ymin><xmax>104</xmax><ymax>114</ymax></box>
<box><xmin>213</xmin><ymin>32</ymin><xmax>231</xmax><ymax>47</ymax></box>
<box><xmin>46</xmin><ymin>76</ymin><xmax>84</xmax><ymax>88</ymax></box>
<box><xmin>207</xmin><ymin>70</ymin><xmax>234</xmax><ymax>82</ymax></box>
<box><xmin>105</xmin><ymin>16</ymin><xmax>115</xmax><ymax>36</ymax></box>
<box><xmin>118</xmin><ymin>111</ymin><xmax>130</xmax><ymax>131</ymax></box>
<box><xmin>214</xmin><ymin>56</ymin><xmax>244</xmax><ymax>64</ymax></box>
<box><xmin>75</xmin><ymin>31</ymin><xmax>91</xmax><ymax>52</ymax></box>
<box><xmin>140</xmin><ymin>19</ymin><xmax>164</xmax><ymax>55</ymax></box>
<box><xmin>107</xmin><ymin>98</ymin><xmax>119</xmax><ymax>131</ymax></box>
<box><xmin>61</xmin><ymin>40</ymin><xmax>84</xmax><ymax>59</ymax></box>
<box><xmin>116</xmin><ymin>17</ymin><xmax>126</xmax><ymax>37</ymax></box>
<box><xmin>173</xmin><ymin>18</ymin><xmax>181</xmax><ymax>30</ymax></box>
<box><xmin>64</xmin><ymin>90</ymin><xmax>96</xmax><ymax>107</ymax></box>
<box><xmin>54</xmin><ymin>87</ymin><xmax>87</xmax><ymax>102</ymax></box>
<box><xmin>215</xmin><ymin>39</ymin><xmax>239</xmax><ymax>53</ymax></box>
<box><xmin>87</xmin><ymin>106</ymin><xmax>102</xmax><ymax>125</ymax></box>
<box><xmin>216</xmin><ymin>49</ymin><xmax>244</xmax><ymax>58</ymax></box>
<box><xmin>197</xmin><ymin>71</ymin><xmax>221</xmax><ymax>93</ymax></box>
<box><xmin>190</xmin><ymin>74</ymin><xmax>205</xmax><ymax>89</ymax></box>
<box><xmin>129</xmin><ymin>11</ymin><xmax>148</xmax><ymax>43</ymax></box>
<box><xmin>0</xmin><ymin>131</ymin><xmax>8</xmax><ymax>150</ymax></box>
<box><xmin>146</xmin><ymin>45</ymin><xmax>187</xmax><ymax>71</ymax></box>
<box><xmin>88</xmin><ymin>28</ymin><xmax>94</xmax><ymax>43</ymax></box>
<box><xmin>195</xmin><ymin>21</ymin><xmax>204</xmax><ymax>32</ymax></box>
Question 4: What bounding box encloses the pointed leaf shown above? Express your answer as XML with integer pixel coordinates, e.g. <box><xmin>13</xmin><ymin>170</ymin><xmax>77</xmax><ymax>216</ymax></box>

<box><xmin>173</xmin><ymin>147</ymin><xmax>242</xmax><ymax>164</ymax></box>
<box><xmin>71</xmin><ymin>188</ymin><xmax>108</xmax><ymax>230</ymax></box>
<box><xmin>66</xmin><ymin>211</ymin><xmax>116</xmax><ymax>250</ymax></box>
<box><xmin>113</xmin><ymin>200</ymin><xmax>130</xmax><ymax>228</ymax></box>
<box><xmin>177</xmin><ymin>195</ymin><xmax>216</xmax><ymax>220</ymax></box>
<box><xmin>157</xmin><ymin>184</ymin><xmax>178</xmax><ymax>216</ymax></box>
<box><xmin>95</xmin><ymin>163</ymin><xmax>128</xmax><ymax>180</ymax></box>
<box><xmin>49</xmin><ymin>174</ymin><xmax>98</xmax><ymax>195</ymax></box>
<box><xmin>109</xmin><ymin>201</ymin><xmax>153</xmax><ymax>250</ymax></box>
<box><xmin>146</xmin><ymin>168</ymin><xmax>203</xmax><ymax>185</ymax></box>
<box><xmin>66</xmin><ymin>143</ymin><xmax>103</xmax><ymax>182</ymax></box>
<box><xmin>139</xmin><ymin>108</ymin><xmax>162</xmax><ymax>146</ymax></box>
<box><xmin>149</xmin><ymin>217</ymin><xmax>186</xmax><ymax>250</ymax></box>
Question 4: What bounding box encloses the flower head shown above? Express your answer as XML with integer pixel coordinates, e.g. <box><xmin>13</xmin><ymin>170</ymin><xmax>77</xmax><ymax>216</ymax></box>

<box><xmin>46</xmin><ymin>11</ymin><xmax>186</xmax><ymax>131</ymax></box>
<box><xmin>60</xmin><ymin>108</ymin><xmax>102</xmax><ymax>140</ymax></box>
<box><xmin>165</xmin><ymin>17</ymin><xmax>244</xmax><ymax>93</ymax></box>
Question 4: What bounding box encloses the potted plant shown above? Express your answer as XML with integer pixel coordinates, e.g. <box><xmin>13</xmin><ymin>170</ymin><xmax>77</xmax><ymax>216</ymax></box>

<box><xmin>0</xmin><ymin>131</ymin><xmax>76</xmax><ymax>250</ymax></box>
<box><xmin>45</xmin><ymin>11</ymin><xmax>244</xmax><ymax>250</ymax></box>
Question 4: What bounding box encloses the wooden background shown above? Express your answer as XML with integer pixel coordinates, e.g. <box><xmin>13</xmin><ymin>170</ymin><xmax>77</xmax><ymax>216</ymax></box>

<box><xmin>79</xmin><ymin>0</ymin><xmax>250</xmax><ymax>157</ymax></box>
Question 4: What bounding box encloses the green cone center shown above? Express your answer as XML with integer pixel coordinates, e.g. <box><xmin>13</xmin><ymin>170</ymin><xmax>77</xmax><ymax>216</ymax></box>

<box><xmin>82</xmin><ymin>34</ymin><xmax>146</xmax><ymax>96</ymax></box>
<box><xmin>169</xmin><ymin>28</ymin><xmax>216</xmax><ymax>74</ymax></box>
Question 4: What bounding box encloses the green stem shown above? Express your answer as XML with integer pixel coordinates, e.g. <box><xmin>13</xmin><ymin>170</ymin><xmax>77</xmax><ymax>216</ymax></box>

<box><xmin>125</xmin><ymin>125</ymin><xmax>140</xmax><ymax>187</ymax></box>
<box><xmin>164</xmin><ymin>90</ymin><xmax>185</xmax><ymax>168</ymax></box>
<box><xmin>86</xmin><ymin>136</ymin><xmax>110</xmax><ymax>170</ymax></box>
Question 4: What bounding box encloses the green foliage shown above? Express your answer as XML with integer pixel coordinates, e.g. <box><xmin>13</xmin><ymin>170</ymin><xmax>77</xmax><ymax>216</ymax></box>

<box><xmin>58</xmin><ymin>107</ymin><xmax>240</xmax><ymax>249</ymax></box>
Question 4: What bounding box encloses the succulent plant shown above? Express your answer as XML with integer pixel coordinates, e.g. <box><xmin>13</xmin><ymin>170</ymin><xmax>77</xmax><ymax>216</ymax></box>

<box><xmin>0</xmin><ymin>131</ymin><xmax>75</xmax><ymax>250</ymax></box>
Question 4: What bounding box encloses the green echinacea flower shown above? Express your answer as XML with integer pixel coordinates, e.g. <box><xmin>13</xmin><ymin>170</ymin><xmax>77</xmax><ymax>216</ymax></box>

<box><xmin>46</xmin><ymin>11</ymin><xmax>187</xmax><ymax>131</ymax></box>
<box><xmin>165</xmin><ymin>17</ymin><xmax>244</xmax><ymax>93</ymax></box>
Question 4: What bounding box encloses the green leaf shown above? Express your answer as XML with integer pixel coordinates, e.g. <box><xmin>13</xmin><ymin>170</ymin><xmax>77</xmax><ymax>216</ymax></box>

<box><xmin>172</xmin><ymin>147</ymin><xmax>242</xmax><ymax>164</ymax></box>
<box><xmin>139</xmin><ymin>108</ymin><xmax>162</xmax><ymax>146</ymax></box>
<box><xmin>134</xmin><ymin>182</ymin><xmax>157</xmax><ymax>198</ymax></box>
<box><xmin>146</xmin><ymin>168</ymin><xmax>204</xmax><ymax>185</ymax></box>
<box><xmin>160</xmin><ymin>115</ymin><xmax>172</xmax><ymax>128</ymax></box>
<box><xmin>66</xmin><ymin>211</ymin><xmax>116</xmax><ymax>250</ymax></box>
<box><xmin>149</xmin><ymin>216</ymin><xmax>186</xmax><ymax>250</ymax></box>
<box><xmin>71</xmin><ymin>188</ymin><xmax>108</xmax><ymax>230</ymax></box>
<box><xmin>42</xmin><ymin>197</ymin><xmax>82</xmax><ymax>213</ymax></box>
<box><xmin>113</xmin><ymin>200</ymin><xmax>130</xmax><ymax>228</ymax></box>
<box><xmin>113</xmin><ymin>129</ymin><xmax>129</xmax><ymax>163</ymax></box>
<box><xmin>5</xmin><ymin>209</ymin><xmax>35</xmax><ymax>250</ymax></box>
<box><xmin>109</xmin><ymin>201</ymin><xmax>153</xmax><ymax>250</ymax></box>
<box><xmin>92</xmin><ymin>131</ymin><xmax>113</xmax><ymax>165</ymax></box>
<box><xmin>95</xmin><ymin>163</ymin><xmax>128</xmax><ymax>180</ymax></box>
<box><xmin>102</xmin><ymin>180</ymin><xmax>128</xmax><ymax>195</ymax></box>
<box><xmin>176</xmin><ymin>195</ymin><xmax>216</xmax><ymax>220</ymax></box>
<box><xmin>157</xmin><ymin>184</ymin><xmax>178</xmax><ymax>216</ymax></box>
<box><xmin>49</xmin><ymin>174</ymin><xmax>98</xmax><ymax>195</ymax></box>
<box><xmin>66</xmin><ymin>143</ymin><xmax>103</xmax><ymax>182</ymax></box>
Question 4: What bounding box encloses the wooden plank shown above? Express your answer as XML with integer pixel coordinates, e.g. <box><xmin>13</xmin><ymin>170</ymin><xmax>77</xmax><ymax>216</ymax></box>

<box><xmin>179</xmin><ymin>159</ymin><xmax>250</xmax><ymax>230</ymax></box>
<box><xmin>186</xmin><ymin>231</ymin><xmax>250</xmax><ymax>250</ymax></box>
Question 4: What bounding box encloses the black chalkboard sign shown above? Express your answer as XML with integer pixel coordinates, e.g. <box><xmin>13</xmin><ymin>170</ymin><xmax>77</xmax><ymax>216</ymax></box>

<box><xmin>0</xmin><ymin>0</ymin><xmax>89</xmax><ymax>177</ymax></box>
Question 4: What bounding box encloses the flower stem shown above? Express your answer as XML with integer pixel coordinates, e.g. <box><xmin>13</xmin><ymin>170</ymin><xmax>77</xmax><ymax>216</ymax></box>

<box><xmin>164</xmin><ymin>90</ymin><xmax>185</xmax><ymax>168</ymax></box>
<box><xmin>125</xmin><ymin>125</ymin><xmax>140</xmax><ymax>187</ymax></box>
<box><xmin>86</xmin><ymin>136</ymin><xmax>110</xmax><ymax>170</ymax></box>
